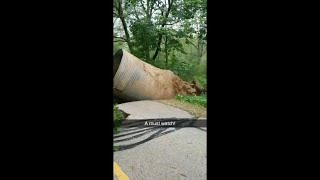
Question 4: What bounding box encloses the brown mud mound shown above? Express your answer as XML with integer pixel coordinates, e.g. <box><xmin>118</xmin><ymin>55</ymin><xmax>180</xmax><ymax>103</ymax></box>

<box><xmin>142</xmin><ymin>62</ymin><xmax>201</xmax><ymax>96</ymax></box>
<box><xmin>172</xmin><ymin>75</ymin><xmax>201</xmax><ymax>96</ymax></box>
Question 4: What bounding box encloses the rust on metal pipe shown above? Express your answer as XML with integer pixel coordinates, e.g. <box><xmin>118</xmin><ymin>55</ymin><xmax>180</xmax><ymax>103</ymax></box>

<box><xmin>113</xmin><ymin>49</ymin><xmax>199</xmax><ymax>101</ymax></box>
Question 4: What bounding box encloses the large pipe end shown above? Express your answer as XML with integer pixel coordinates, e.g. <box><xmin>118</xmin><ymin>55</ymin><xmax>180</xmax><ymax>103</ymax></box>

<box><xmin>113</xmin><ymin>49</ymin><xmax>123</xmax><ymax>78</ymax></box>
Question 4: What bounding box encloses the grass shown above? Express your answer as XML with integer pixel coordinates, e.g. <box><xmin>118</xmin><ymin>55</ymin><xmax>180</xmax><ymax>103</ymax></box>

<box><xmin>157</xmin><ymin>94</ymin><xmax>207</xmax><ymax>118</ymax></box>
<box><xmin>175</xmin><ymin>94</ymin><xmax>207</xmax><ymax>107</ymax></box>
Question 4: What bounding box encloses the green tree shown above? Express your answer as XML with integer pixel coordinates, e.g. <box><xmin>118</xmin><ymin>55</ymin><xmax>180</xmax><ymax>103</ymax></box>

<box><xmin>113</xmin><ymin>0</ymin><xmax>207</xmax><ymax>84</ymax></box>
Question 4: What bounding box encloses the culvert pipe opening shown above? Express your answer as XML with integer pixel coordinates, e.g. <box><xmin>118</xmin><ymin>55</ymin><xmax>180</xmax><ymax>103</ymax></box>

<box><xmin>113</xmin><ymin>49</ymin><xmax>201</xmax><ymax>102</ymax></box>
<box><xmin>113</xmin><ymin>49</ymin><xmax>123</xmax><ymax>78</ymax></box>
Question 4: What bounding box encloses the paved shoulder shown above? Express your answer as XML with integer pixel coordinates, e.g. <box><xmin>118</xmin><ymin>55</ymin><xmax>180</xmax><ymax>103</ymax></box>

<box><xmin>117</xmin><ymin>100</ymin><xmax>194</xmax><ymax>119</ymax></box>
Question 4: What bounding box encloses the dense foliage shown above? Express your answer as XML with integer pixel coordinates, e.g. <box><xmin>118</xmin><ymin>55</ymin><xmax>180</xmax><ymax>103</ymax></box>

<box><xmin>114</xmin><ymin>0</ymin><xmax>207</xmax><ymax>87</ymax></box>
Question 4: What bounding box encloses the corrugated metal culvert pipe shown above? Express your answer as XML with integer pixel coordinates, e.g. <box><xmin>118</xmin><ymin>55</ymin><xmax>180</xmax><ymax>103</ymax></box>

<box><xmin>113</xmin><ymin>49</ymin><xmax>179</xmax><ymax>101</ymax></box>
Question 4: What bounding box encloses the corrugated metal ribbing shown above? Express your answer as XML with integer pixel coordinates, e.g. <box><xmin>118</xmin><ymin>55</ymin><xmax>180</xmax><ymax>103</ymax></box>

<box><xmin>113</xmin><ymin>49</ymin><xmax>176</xmax><ymax>101</ymax></box>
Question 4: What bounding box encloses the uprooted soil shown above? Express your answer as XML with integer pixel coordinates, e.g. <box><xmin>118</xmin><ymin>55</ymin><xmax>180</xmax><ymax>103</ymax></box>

<box><xmin>172</xmin><ymin>75</ymin><xmax>202</xmax><ymax>96</ymax></box>
<box><xmin>142</xmin><ymin>62</ymin><xmax>202</xmax><ymax>98</ymax></box>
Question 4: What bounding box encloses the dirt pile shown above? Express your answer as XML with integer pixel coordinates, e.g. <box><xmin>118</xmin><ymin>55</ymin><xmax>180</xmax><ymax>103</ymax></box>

<box><xmin>142</xmin><ymin>62</ymin><xmax>201</xmax><ymax>97</ymax></box>
<box><xmin>172</xmin><ymin>75</ymin><xmax>202</xmax><ymax>96</ymax></box>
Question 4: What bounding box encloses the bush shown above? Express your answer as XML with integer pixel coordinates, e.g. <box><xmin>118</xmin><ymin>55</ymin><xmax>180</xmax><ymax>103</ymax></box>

<box><xmin>113</xmin><ymin>104</ymin><xmax>125</xmax><ymax>152</ymax></box>
<box><xmin>113</xmin><ymin>105</ymin><xmax>124</xmax><ymax>134</ymax></box>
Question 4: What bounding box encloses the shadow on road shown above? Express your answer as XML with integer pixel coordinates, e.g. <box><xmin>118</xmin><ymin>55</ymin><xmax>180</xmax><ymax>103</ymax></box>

<box><xmin>113</xmin><ymin>120</ymin><xmax>195</xmax><ymax>151</ymax></box>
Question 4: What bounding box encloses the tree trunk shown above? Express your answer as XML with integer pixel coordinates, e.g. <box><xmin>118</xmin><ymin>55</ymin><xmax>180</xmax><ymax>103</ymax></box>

<box><xmin>117</xmin><ymin>0</ymin><xmax>133</xmax><ymax>53</ymax></box>
<box><xmin>197</xmin><ymin>40</ymin><xmax>201</xmax><ymax>63</ymax></box>
<box><xmin>152</xmin><ymin>0</ymin><xmax>172</xmax><ymax>61</ymax></box>
<box><xmin>146</xmin><ymin>46</ymin><xmax>150</xmax><ymax>63</ymax></box>
<box><xmin>165</xmin><ymin>36</ymin><xmax>168</xmax><ymax>68</ymax></box>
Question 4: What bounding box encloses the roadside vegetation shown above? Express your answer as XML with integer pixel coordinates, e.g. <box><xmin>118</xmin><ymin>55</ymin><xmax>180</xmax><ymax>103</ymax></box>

<box><xmin>176</xmin><ymin>94</ymin><xmax>206</xmax><ymax>107</ymax></box>
<box><xmin>114</xmin><ymin>104</ymin><xmax>124</xmax><ymax>134</ymax></box>
<box><xmin>114</xmin><ymin>104</ymin><xmax>125</xmax><ymax>151</ymax></box>
<box><xmin>157</xmin><ymin>94</ymin><xmax>206</xmax><ymax>118</ymax></box>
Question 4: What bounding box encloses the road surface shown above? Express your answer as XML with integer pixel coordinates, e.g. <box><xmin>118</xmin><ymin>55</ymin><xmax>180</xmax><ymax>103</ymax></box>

<box><xmin>114</xmin><ymin>101</ymin><xmax>207</xmax><ymax>180</ymax></box>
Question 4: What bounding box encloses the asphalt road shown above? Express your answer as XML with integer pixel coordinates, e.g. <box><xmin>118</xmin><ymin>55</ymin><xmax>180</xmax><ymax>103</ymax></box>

<box><xmin>114</xmin><ymin>127</ymin><xmax>207</xmax><ymax>180</ymax></box>
<box><xmin>114</xmin><ymin>101</ymin><xmax>207</xmax><ymax>180</ymax></box>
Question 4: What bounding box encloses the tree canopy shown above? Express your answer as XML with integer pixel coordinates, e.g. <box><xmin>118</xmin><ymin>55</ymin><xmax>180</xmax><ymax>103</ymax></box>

<box><xmin>114</xmin><ymin>0</ymin><xmax>207</xmax><ymax>86</ymax></box>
